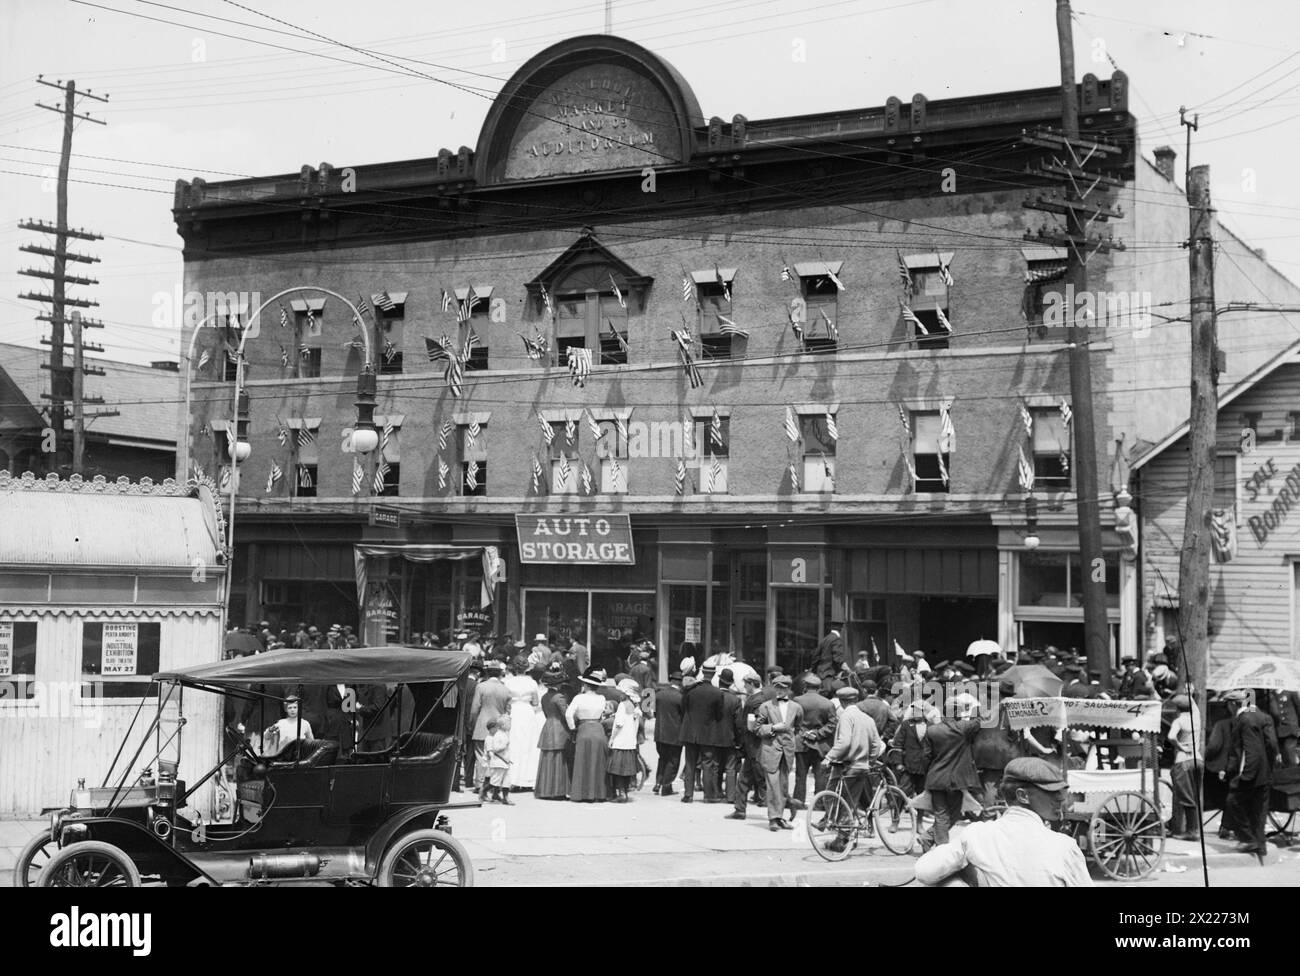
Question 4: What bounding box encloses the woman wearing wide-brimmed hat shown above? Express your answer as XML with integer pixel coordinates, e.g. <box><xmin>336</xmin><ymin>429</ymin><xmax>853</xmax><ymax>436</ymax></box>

<box><xmin>536</xmin><ymin>669</ymin><xmax>573</xmax><ymax>800</ymax></box>
<box><xmin>607</xmin><ymin>680</ymin><xmax>643</xmax><ymax>802</ymax></box>
<box><xmin>565</xmin><ymin>667</ymin><xmax>612</xmax><ymax>802</ymax></box>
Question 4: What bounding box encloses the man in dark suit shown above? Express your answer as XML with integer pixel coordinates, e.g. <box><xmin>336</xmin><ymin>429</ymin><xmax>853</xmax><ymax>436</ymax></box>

<box><xmin>469</xmin><ymin>660</ymin><xmax>511</xmax><ymax>792</ymax></box>
<box><xmin>454</xmin><ymin>661</ymin><xmax>481</xmax><ymax>791</ymax></box>
<box><xmin>791</xmin><ymin>673</ymin><xmax>835</xmax><ymax>809</ymax></box>
<box><xmin>756</xmin><ymin>674</ymin><xmax>804</xmax><ymax>830</ymax></box>
<box><xmin>1223</xmin><ymin>690</ymin><xmax>1282</xmax><ymax>857</ymax></box>
<box><xmin>1269</xmin><ymin>690</ymin><xmax>1300</xmax><ymax>767</ymax></box>
<box><xmin>680</xmin><ymin>664</ymin><xmax>726</xmax><ymax>802</ymax></box>
<box><xmin>725</xmin><ymin>673</ymin><xmax>769</xmax><ymax>819</ymax></box>
<box><xmin>813</xmin><ymin>622</ymin><xmax>848</xmax><ymax>681</ymax></box>
<box><xmin>717</xmin><ymin>668</ymin><xmax>743</xmax><ymax>807</ymax></box>
<box><xmin>654</xmin><ymin>671</ymin><xmax>685</xmax><ymax>795</ymax></box>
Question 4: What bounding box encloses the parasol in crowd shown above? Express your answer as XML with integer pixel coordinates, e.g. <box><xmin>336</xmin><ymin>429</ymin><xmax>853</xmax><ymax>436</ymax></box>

<box><xmin>998</xmin><ymin>663</ymin><xmax>1063</xmax><ymax>698</ymax></box>
<box><xmin>1209</xmin><ymin>656</ymin><xmax>1300</xmax><ymax>693</ymax></box>
<box><xmin>965</xmin><ymin>639</ymin><xmax>1002</xmax><ymax>658</ymax></box>
<box><xmin>224</xmin><ymin>632</ymin><xmax>262</xmax><ymax>655</ymax></box>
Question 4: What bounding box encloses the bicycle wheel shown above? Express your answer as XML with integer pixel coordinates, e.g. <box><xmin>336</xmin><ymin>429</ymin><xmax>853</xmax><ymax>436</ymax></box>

<box><xmin>871</xmin><ymin>786</ymin><xmax>919</xmax><ymax>855</ymax></box>
<box><xmin>806</xmin><ymin>790</ymin><xmax>856</xmax><ymax>862</ymax></box>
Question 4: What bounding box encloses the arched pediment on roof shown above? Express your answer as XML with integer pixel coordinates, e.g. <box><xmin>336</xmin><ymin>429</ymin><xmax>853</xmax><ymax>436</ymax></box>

<box><xmin>475</xmin><ymin>35</ymin><xmax>704</xmax><ymax>185</ymax></box>
<box><xmin>524</xmin><ymin>230</ymin><xmax>653</xmax><ymax>314</ymax></box>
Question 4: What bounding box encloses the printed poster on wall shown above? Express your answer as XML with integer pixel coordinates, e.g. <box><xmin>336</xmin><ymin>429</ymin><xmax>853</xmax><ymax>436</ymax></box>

<box><xmin>0</xmin><ymin>622</ymin><xmax>11</xmax><ymax>677</ymax></box>
<box><xmin>684</xmin><ymin>617</ymin><xmax>701</xmax><ymax>643</ymax></box>
<box><xmin>102</xmin><ymin>622</ymin><xmax>139</xmax><ymax>676</ymax></box>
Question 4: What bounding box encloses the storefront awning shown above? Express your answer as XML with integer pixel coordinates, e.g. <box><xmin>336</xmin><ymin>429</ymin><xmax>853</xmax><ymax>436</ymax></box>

<box><xmin>354</xmin><ymin>544</ymin><xmax>493</xmax><ymax>610</ymax></box>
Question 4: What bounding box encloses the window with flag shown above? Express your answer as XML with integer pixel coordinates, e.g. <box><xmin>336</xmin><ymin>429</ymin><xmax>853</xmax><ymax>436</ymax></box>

<box><xmin>800</xmin><ymin>413</ymin><xmax>836</xmax><ymax>492</ymax></box>
<box><xmin>597</xmin><ymin>419</ymin><xmax>628</xmax><ymax>493</ymax></box>
<box><xmin>555</xmin><ymin>292</ymin><xmax>589</xmax><ymax>360</ymax></box>
<box><xmin>549</xmin><ymin>420</ymin><xmax>579</xmax><ymax>495</ymax></box>
<box><xmin>223</xmin><ymin>354</ymin><xmax>241</xmax><ymax>383</ymax></box>
<box><xmin>299</xmin><ymin>347</ymin><xmax>322</xmax><ymax>379</ymax></box>
<box><xmin>210</xmin><ymin>421</ymin><xmax>233</xmax><ymax>472</ymax></box>
<box><xmin>291</xmin><ymin>418</ymin><xmax>321</xmax><ymax>499</ymax></box>
<box><xmin>1031</xmin><ymin>408</ymin><xmax>1071</xmax><ymax>489</ymax></box>
<box><xmin>912</xmin><ymin>412</ymin><xmax>950</xmax><ymax>493</ymax></box>
<box><xmin>694</xmin><ymin>268</ymin><xmax>740</xmax><ymax>360</ymax></box>
<box><xmin>454</xmin><ymin>286</ymin><xmax>491</xmax><ymax>323</ymax></box>
<box><xmin>1022</xmin><ymin>249</ymin><xmax>1067</xmax><ymax>331</ymax></box>
<box><xmin>903</xmin><ymin>260</ymin><xmax>952</xmax><ymax>350</ymax></box>
<box><xmin>372</xmin><ymin>290</ymin><xmax>407</xmax><ymax>321</ymax></box>
<box><xmin>290</xmin><ymin>298</ymin><xmax>327</xmax><ymax>377</ymax></box>
<box><xmin>692</xmin><ymin>414</ymin><xmax>729</xmax><ymax>494</ymax></box>
<box><xmin>796</xmin><ymin>262</ymin><xmax>842</xmax><ymax>355</ymax></box>
<box><xmin>460</xmin><ymin>421</ymin><xmax>488</xmax><ymax>497</ymax></box>
<box><xmin>373</xmin><ymin>415</ymin><xmax>402</xmax><ymax>498</ymax></box>
<box><xmin>378</xmin><ymin>317</ymin><xmax>404</xmax><ymax>375</ymax></box>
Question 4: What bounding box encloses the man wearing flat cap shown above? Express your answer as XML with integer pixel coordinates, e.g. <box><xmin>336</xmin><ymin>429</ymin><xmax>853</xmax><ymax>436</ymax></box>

<box><xmin>791</xmin><ymin>673</ymin><xmax>835</xmax><ymax>809</ymax></box>
<box><xmin>755</xmin><ymin>674</ymin><xmax>803</xmax><ymax>830</ymax></box>
<box><xmin>820</xmin><ymin>686</ymin><xmax>886</xmax><ymax>852</ymax></box>
<box><xmin>915</xmin><ymin>757</ymin><xmax>1092</xmax><ymax>886</ymax></box>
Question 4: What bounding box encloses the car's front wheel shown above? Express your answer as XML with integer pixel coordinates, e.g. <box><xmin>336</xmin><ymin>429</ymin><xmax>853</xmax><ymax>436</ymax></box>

<box><xmin>13</xmin><ymin>828</ymin><xmax>55</xmax><ymax>887</ymax></box>
<box><xmin>377</xmin><ymin>828</ymin><xmax>474</xmax><ymax>887</ymax></box>
<box><xmin>37</xmin><ymin>841</ymin><xmax>141</xmax><ymax>888</ymax></box>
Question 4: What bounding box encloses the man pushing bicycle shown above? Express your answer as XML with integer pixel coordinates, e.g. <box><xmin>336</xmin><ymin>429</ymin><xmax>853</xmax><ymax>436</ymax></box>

<box><xmin>821</xmin><ymin>686</ymin><xmax>886</xmax><ymax>853</ymax></box>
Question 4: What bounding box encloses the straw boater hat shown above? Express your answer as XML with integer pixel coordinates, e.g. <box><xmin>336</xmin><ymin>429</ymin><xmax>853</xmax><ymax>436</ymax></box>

<box><xmin>579</xmin><ymin>666</ymin><xmax>607</xmax><ymax>687</ymax></box>
<box><xmin>617</xmin><ymin>679</ymin><xmax>641</xmax><ymax>704</ymax></box>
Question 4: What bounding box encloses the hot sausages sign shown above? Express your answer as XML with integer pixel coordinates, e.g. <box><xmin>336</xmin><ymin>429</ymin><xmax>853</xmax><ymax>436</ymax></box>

<box><xmin>515</xmin><ymin>514</ymin><xmax>635</xmax><ymax>564</ymax></box>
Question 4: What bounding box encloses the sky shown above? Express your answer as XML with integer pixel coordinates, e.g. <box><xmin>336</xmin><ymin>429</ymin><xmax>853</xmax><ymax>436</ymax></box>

<box><xmin>1</xmin><ymin>0</ymin><xmax>1298</xmax><ymax>364</ymax></box>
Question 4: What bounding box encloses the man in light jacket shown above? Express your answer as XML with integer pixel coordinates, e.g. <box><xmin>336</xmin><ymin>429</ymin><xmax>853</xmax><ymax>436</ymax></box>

<box><xmin>822</xmin><ymin>686</ymin><xmax>885</xmax><ymax>853</ymax></box>
<box><xmin>755</xmin><ymin>674</ymin><xmax>803</xmax><ymax>831</ymax></box>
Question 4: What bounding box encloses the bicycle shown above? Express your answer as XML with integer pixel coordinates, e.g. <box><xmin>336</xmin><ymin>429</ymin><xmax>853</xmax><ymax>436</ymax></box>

<box><xmin>805</xmin><ymin>761</ymin><xmax>918</xmax><ymax>861</ymax></box>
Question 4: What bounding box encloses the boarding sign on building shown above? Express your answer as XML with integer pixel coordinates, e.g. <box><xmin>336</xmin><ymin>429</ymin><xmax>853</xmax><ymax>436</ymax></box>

<box><xmin>102</xmin><ymin>622</ymin><xmax>139</xmax><ymax>676</ymax></box>
<box><xmin>516</xmin><ymin>514</ymin><xmax>635</xmax><ymax>565</ymax></box>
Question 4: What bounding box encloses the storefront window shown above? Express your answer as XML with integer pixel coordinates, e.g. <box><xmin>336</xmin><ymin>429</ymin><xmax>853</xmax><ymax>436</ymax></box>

<box><xmin>667</xmin><ymin>585</ymin><xmax>706</xmax><ymax>661</ymax></box>
<box><xmin>775</xmin><ymin>589</ymin><xmax>820</xmax><ymax>678</ymax></box>
<box><xmin>710</xmin><ymin>583</ymin><xmax>731</xmax><ymax>657</ymax></box>
<box><xmin>591</xmin><ymin>591</ymin><xmax>654</xmax><ymax>675</ymax></box>
<box><xmin>523</xmin><ymin>590</ymin><xmax>587</xmax><ymax>653</ymax></box>
<box><xmin>737</xmin><ymin>551</ymin><xmax>766</xmax><ymax>603</ymax></box>
<box><xmin>1020</xmin><ymin>552</ymin><xmax>1119</xmax><ymax>610</ymax></box>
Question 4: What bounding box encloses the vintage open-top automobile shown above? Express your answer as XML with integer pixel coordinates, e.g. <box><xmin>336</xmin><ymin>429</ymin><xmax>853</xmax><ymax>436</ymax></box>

<box><xmin>16</xmin><ymin>646</ymin><xmax>479</xmax><ymax>887</ymax></box>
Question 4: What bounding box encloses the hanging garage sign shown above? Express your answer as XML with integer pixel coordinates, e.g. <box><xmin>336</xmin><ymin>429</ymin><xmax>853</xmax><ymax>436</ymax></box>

<box><xmin>515</xmin><ymin>514</ymin><xmax>635</xmax><ymax>564</ymax></box>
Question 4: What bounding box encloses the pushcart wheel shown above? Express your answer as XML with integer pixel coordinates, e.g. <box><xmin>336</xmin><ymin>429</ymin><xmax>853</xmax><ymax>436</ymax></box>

<box><xmin>872</xmin><ymin>786</ymin><xmax>919</xmax><ymax>855</ymax></box>
<box><xmin>806</xmin><ymin>790</ymin><xmax>856</xmax><ymax>862</ymax></box>
<box><xmin>1088</xmin><ymin>791</ymin><xmax>1166</xmax><ymax>881</ymax></box>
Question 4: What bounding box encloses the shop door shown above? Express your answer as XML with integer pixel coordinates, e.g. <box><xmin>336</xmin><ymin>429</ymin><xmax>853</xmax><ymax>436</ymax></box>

<box><xmin>734</xmin><ymin>612</ymin><xmax>766</xmax><ymax>667</ymax></box>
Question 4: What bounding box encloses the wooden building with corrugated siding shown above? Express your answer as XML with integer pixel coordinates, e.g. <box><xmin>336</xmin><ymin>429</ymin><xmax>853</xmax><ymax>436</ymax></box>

<box><xmin>1133</xmin><ymin>339</ymin><xmax>1300</xmax><ymax>666</ymax></box>
<box><xmin>0</xmin><ymin>471</ymin><xmax>226</xmax><ymax>816</ymax></box>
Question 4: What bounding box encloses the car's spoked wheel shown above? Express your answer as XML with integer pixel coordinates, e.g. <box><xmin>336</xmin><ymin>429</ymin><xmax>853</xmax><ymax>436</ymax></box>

<box><xmin>806</xmin><ymin>790</ymin><xmax>855</xmax><ymax>862</ymax></box>
<box><xmin>873</xmin><ymin>786</ymin><xmax>919</xmax><ymax>855</ymax></box>
<box><xmin>378</xmin><ymin>829</ymin><xmax>475</xmax><ymax>887</ymax></box>
<box><xmin>37</xmin><ymin>841</ymin><xmax>141</xmax><ymax>887</ymax></box>
<box><xmin>13</xmin><ymin>829</ymin><xmax>55</xmax><ymax>888</ymax></box>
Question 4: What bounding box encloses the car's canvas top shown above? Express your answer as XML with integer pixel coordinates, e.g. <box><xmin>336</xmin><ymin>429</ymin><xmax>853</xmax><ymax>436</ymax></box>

<box><xmin>156</xmin><ymin>646</ymin><xmax>473</xmax><ymax>686</ymax></box>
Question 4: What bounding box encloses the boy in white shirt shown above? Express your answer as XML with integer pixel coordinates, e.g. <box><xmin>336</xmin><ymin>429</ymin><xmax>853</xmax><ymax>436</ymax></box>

<box><xmin>480</xmin><ymin>715</ymin><xmax>513</xmax><ymax>805</ymax></box>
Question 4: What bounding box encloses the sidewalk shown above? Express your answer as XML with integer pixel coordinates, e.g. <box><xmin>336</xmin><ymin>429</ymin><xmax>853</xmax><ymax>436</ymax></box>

<box><xmin>1</xmin><ymin>791</ymin><xmax>1284</xmax><ymax>887</ymax></box>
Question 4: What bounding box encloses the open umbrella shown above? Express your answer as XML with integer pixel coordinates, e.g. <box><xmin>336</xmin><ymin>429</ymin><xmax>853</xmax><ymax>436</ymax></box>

<box><xmin>966</xmin><ymin>639</ymin><xmax>1002</xmax><ymax>658</ymax></box>
<box><xmin>1209</xmin><ymin>656</ymin><xmax>1300</xmax><ymax>693</ymax></box>
<box><xmin>998</xmin><ymin>664</ymin><xmax>1063</xmax><ymax>698</ymax></box>
<box><xmin>224</xmin><ymin>632</ymin><xmax>262</xmax><ymax>655</ymax></box>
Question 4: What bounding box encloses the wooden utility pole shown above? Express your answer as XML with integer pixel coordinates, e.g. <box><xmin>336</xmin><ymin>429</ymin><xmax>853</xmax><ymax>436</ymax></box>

<box><xmin>1177</xmin><ymin>163</ymin><xmax>1216</xmax><ymax>707</ymax></box>
<box><xmin>67</xmin><ymin>310</ymin><xmax>114</xmax><ymax>474</ymax></box>
<box><xmin>17</xmin><ymin>76</ymin><xmax>107</xmax><ymax>473</ymax></box>
<box><xmin>1019</xmin><ymin>0</ymin><xmax>1124</xmax><ymax>683</ymax></box>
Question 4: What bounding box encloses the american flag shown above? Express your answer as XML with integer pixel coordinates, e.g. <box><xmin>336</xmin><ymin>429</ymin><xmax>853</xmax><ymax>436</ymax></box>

<box><xmin>681</xmin><ymin>272</ymin><xmax>695</xmax><ymax>304</ymax></box>
<box><xmin>437</xmin><ymin>456</ymin><xmax>449</xmax><ymax>491</ymax></box>
<box><xmin>900</xmin><ymin>301</ymin><xmax>928</xmax><ymax>334</ymax></box>
<box><xmin>466</xmin><ymin>460</ymin><xmax>479</xmax><ymax>492</ymax></box>
<box><xmin>669</xmin><ymin>328</ymin><xmax>702</xmax><ymax>389</ymax></box>
<box><xmin>609</xmin><ymin>454</ymin><xmax>623</xmax><ymax>489</ymax></box>
<box><xmin>824</xmin><ymin>266</ymin><xmax>845</xmax><ymax>292</ymax></box>
<box><xmin>539</xmin><ymin>282</ymin><xmax>554</xmax><ymax>319</ymax></box>
<box><xmin>936</xmin><ymin>253</ymin><xmax>954</xmax><ymax>287</ymax></box>
<box><xmin>682</xmin><ymin>411</ymin><xmax>694</xmax><ymax>453</ymax></box>
<box><xmin>373</xmin><ymin>459</ymin><xmax>391</xmax><ymax>494</ymax></box>
<box><xmin>820</xmin><ymin>451</ymin><xmax>834</xmax><ymax>480</ymax></box>
<box><xmin>608</xmin><ymin>274</ymin><xmax>625</xmax><ymax>309</ymax></box>
<box><xmin>279</xmin><ymin>304</ymin><xmax>290</xmax><ymax>329</ymax></box>
<box><xmin>438</xmin><ymin>420</ymin><xmax>453</xmax><ymax>451</ymax></box>
<box><xmin>937</xmin><ymin>451</ymin><xmax>950</xmax><ymax>488</ymax></box>
<box><xmin>819</xmin><ymin>308</ymin><xmax>838</xmax><ymax>340</ymax></box>
<box><xmin>219</xmin><ymin>466</ymin><xmax>232</xmax><ymax>492</ymax></box>
<box><xmin>374</xmin><ymin>291</ymin><xmax>396</xmax><ymax>312</ymax></box>
<box><xmin>520</xmin><ymin>331</ymin><xmax>549</xmax><ymax>360</ymax></box>
<box><xmin>1019</xmin><ymin>402</ymin><xmax>1034</xmax><ymax>437</ymax></box>
<box><xmin>383</xmin><ymin>339</ymin><xmax>397</xmax><ymax>363</ymax></box>
<box><xmin>1018</xmin><ymin>446</ymin><xmax>1035</xmax><ymax>492</ymax></box>
<box><xmin>717</xmin><ymin>314</ymin><xmax>749</xmax><ymax>338</ymax></box>
<box><xmin>558</xmin><ymin>452</ymin><xmax>572</xmax><ymax>487</ymax></box>
<box><xmin>225</xmin><ymin>345</ymin><xmax>239</xmax><ymax>365</ymax></box>
<box><xmin>266</xmin><ymin>462</ymin><xmax>282</xmax><ymax>494</ymax></box>
<box><xmin>564</xmin><ymin>417</ymin><xmax>577</xmax><ymax>443</ymax></box>
<box><xmin>1060</xmin><ymin>400</ymin><xmax>1073</xmax><ymax>427</ymax></box>
<box><xmin>196</xmin><ymin>349</ymin><xmax>210</xmax><ymax>372</ymax></box>
<box><xmin>935</xmin><ymin>304</ymin><xmax>953</xmax><ymax>332</ymax></box>
<box><xmin>351</xmin><ymin>458</ymin><xmax>365</xmax><ymax>495</ymax></box>
<box><xmin>531</xmin><ymin>454</ymin><xmax>543</xmax><ymax>493</ymax></box>
<box><xmin>896</xmin><ymin>250</ymin><xmax>913</xmax><ymax>294</ymax></box>
<box><xmin>825</xmin><ymin>413</ymin><xmax>839</xmax><ymax>441</ymax></box>
<box><xmin>440</xmin><ymin>288</ymin><xmax>453</xmax><ymax>313</ymax></box>
<box><xmin>789</xmin><ymin>462</ymin><xmax>800</xmax><ymax>492</ymax></box>
<box><xmin>674</xmin><ymin>458</ymin><xmax>687</xmax><ymax>496</ymax></box>
<box><xmin>581</xmin><ymin>462</ymin><xmax>593</xmax><ymax>495</ymax></box>
<box><xmin>446</xmin><ymin>356</ymin><xmax>465</xmax><ymax>398</ymax></box>
<box><xmin>357</xmin><ymin>294</ymin><xmax>372</xmax><ymax>318</ymax></box>
<box><xmin>780</xmin><ymin>264</ymin><xmax>792</xmax><ymax>282</ymax></box>
<box><xmin>297</xmin><ymin>426</ymin><xmax>315</xmax><ymax>447</ymax></box>
<box><xmin>785</xmin><ymin>406</ymin><xmax>801</xmax><ymax>443</ymax></box>
<box><xmin>606</xmin><ymin>319</ymin><xmax>629</xmax><ymax>356</ymax></box>
<box><xmin>458</xmin><ymin>288</ymin><xmax>481</xmax><ymax>323</ymax></box>
<box><xmin>379</xmin><ymin>421</ymin><xmax>394</xmax><ymax>459</ymax></box>
<box><xmin>567</xmin><ymin>347</ymin><xmax>592</xmax><ymax>388</ymax></box>
<box><xmin>298</xmin><ymin>464</ymin><xmax>313</xmax><ymax>489</ymax></box>
<box><xmin>279</xmin><ymin>345</ymin><xmax>289</xmax><ymax>368</ymax></box>
<box><xmin>615</xmin><ymin>414</ymin><xmax>628</xmax><ymax>442</ymax></box>
<box><xmin>939</xmin><ymin>399</ymin><xmax>955</xmax><ymax>453</ymax></box>
<box><xmin>706</xmin><ymin>454</ymin><xmax>723</xmax><ymax>493</ymax></box>
<box><xmin>902</xmin><ymin>445</ymin><xmax>919</xmax><ymax>486</ymax></box>
<box><xmin>710</xmin><ymin>409</ymin><xmax>723</xmax><ymax>449</ymax></box>
<box><xmin>276</xmin><ymin>426</ymin><xmax>289</xmax><ymax>447</ymax></box>
<box><xmin>585</xmin><ymin>408</ymin><xmax>601</xmax><ymax>443</ymax></box>
<box><xmin>715</xmin><ymin>265</ymin><xmax>731</xmax><ymax>303</ymax></box>
<box><xmin>461</xmin><ymin>324</ymin><xmax>481</xmax><ymax>361</ymax></box>
<box><xmin>539</xmin><ymin>413</ymin><xmax>554</xmax><ymax>446</ymax></box>
<box><xmin>789</xmin><ymin>303</ymin><xmax>804</xmax><ymax>341</ymax></box>
<box><xmin>467</xmin><ymin>421</ymin><xmax>480</xmax><ymax>446</ymax></box>
<box><xmin>897</xmin><ymin>404</ymin><xmax>911</xmax><ymax>439</ymax></box>
<box><xmin>304</xmin><ymin>307</ymin><xmax>316</xmax><ymax>333</ymax></box>
<box><xmin>299</xmin><ymin>343</ymin><xmax>312</xmax><ymax>359</ymax></box>
<box><xmin>1060</xmin><ymin>449</ymin><xmax>1070</xmax><ymax>474</ymax></box>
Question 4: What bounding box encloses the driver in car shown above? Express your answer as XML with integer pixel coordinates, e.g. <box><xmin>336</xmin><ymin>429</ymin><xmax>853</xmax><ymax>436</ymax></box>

<box><xmin>263</xmin><ymin>695</ymin><xmax>315</xmax><ymax>758</ymax></box>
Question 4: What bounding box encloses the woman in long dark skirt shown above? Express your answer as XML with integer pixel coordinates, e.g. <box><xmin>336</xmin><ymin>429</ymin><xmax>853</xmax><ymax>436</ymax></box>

<box><xmin>536</xmin><ymin>670</ymin><xmax>572</xmax><ymax>800</ymax></box>
<box><xmin>565</xmin><ymin>667</ymin><xmax>611</xmax><ymax>802</ymax></box>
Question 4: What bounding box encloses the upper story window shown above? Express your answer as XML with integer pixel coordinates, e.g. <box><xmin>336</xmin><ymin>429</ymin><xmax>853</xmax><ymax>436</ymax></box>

<box><xmin>549</xmin><ymin>420</ymin><xmax>580</xmax><ymax>495</ymax></box>
<box><xmin>596</xmin><ymin>418</ymin><xmax>629</xmax><ymax>494</ymax></box>
<box><xmin>903</xmin><ymin>252</ymin><xmax>953</xmax><ymax>350</ymax></box>
<box><xmin>912</xmin><ymin>412</ymin><xmax>950</xmax><ymax>493</ymax></box>
<box><xmin>800</xmin><ymin>413</ymin><xmax>836</xmax><ymax>492</ymax></box>
<box><xmin>691</xmin><ymin>413</ymin><xmax>729</xmax><ymax>494</ymax></box>
<box><xmin>371</xmin><ymin>290</ymin><xmax>407</xmax><ymax>321</ymax></box>
<box><xmin>454</xmin><ymin>286</ymin><xmax>492</xmax><ymax>323</ymax></box>
<box><xmin>459</xmin><ymin>420</ymin><xmax>488</xmax><ymax>497</ymax></box>
<box><xmin>1030</xmin><ymin>408</ymin><xmax>1071</xmax><ymax>489</ymax></box>
<box><xmin>1022</xmin><ymin>248</ymin><xmax>1067</xmax><ymax>339</ymax></box>
<box><xmin>290</xmin><ymin>418</ymin><xmax>321</xmax><ymax>499</ymax></box>
<box><xmin>373</xmin><ymin>415</ymin><xmax>402</xmax><ymax>497</ymax></box>
<box><xmin>795</xmin><ymin>262</ymin><xmax>843</xmax><ymax>354</ymax></box>
<box><xmin>549</xmin><ymin>264</ymin><xmax>629</xmax><ymax>366</ymax></box>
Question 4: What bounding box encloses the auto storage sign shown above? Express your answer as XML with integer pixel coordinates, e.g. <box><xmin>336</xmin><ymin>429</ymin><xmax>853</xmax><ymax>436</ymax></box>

<box><xmin>516</xmin><ymin>514</ymin><xmax>635</xmax><ymax>564</ymax></box>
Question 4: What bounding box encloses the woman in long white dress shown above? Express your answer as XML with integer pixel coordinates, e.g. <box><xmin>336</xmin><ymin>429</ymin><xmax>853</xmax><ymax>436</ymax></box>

<box><xmin>502</xmin><ymin>655</ymin><xmax>543</xmax><ymax>789</ymax></box>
